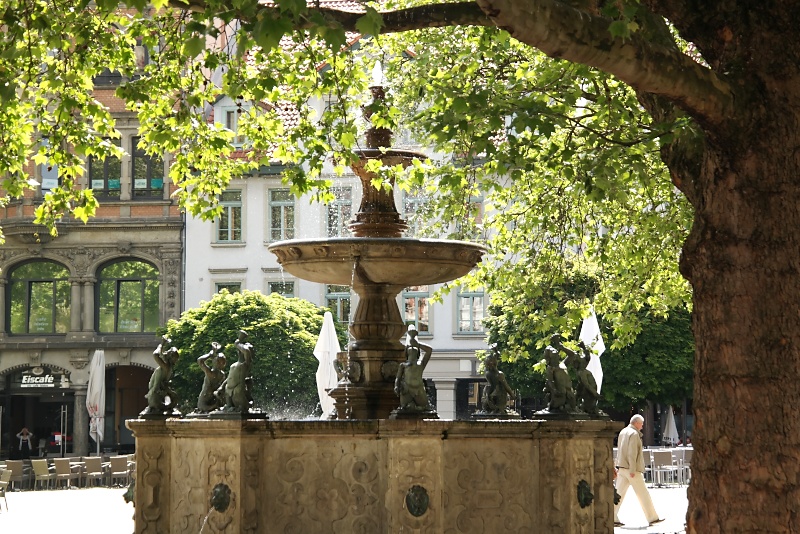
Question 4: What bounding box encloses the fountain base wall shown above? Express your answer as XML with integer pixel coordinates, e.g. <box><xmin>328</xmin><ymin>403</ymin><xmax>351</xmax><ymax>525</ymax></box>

<box><xmin>128</xmin><ymin>418</ymin><xmax>621</xmax><ymax>533</ymax></box>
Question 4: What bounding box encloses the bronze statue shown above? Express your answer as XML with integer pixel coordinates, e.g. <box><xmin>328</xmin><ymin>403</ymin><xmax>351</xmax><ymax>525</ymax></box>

<box><xmin>394</xmin><ymin>325</ymin><xmax>433</xmax><ymax>411</ymax></box>
<box><xmin>216</xmin><ymin>330</ymin><xmax>254</xmax><ymax>413</ymax></box>
<box><xmin>142</xmin><ymin>335</ymin><xmax>180</xmax><ymax>415</ymax></box>
<box><xmin>196</xmin><ymin>342</ymin><xmax>227</xmax><ymax>412</ymax></box>
<box><xmin>543</xmin><ymin>334</ymin><xmax>577</xmax><ymax>413</ymax></box>
<box><xmin>572</xmin><ymin>342</ymin><xmax>602</xmax><ymax>415</ymax></box>
<box><xmin>479</xmin><ymin>345</ymin><xmax>517</xmax><ymax>415</ymax></box>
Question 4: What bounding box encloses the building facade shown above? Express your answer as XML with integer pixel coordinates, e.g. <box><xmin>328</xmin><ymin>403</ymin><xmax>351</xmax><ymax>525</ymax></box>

<box><xmin>0</xmin><ymin>89</ymin><xmax>182</xmax><ymax>459</ymax></box>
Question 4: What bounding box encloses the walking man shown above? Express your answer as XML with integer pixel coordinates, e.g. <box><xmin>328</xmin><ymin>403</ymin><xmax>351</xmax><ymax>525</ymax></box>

<box><xmin>614</xmin><ymin>414</ymin><xmax>664</xmax><ymax>527</ymax></box>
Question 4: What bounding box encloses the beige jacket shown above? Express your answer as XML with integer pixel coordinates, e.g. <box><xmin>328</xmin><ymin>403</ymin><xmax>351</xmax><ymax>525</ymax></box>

<box><xmin>616</xmin><ymin>424</ymin><xmax>645</xmax><ymax>473</ymax></box>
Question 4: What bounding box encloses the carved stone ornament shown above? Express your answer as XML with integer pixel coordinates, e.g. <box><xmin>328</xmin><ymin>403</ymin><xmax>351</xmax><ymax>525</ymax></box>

<box><xmin>70</xmin><ymin>350</ymin><xmax>90</xmax><ymax>369</ymax></box>
<box><xmin>210</xmin><ymin>483</ymin><xmax>232</xmax><ymax>513</ymax></box>
<box><xmin>577</xmin><ymin>479</ymin><xmax>594</xmax><ymax>508</ymax></box>
<box><xmin>405</xmin><ymin>485</ymin><xmax>429</xmax><ymax>517</ymax></box>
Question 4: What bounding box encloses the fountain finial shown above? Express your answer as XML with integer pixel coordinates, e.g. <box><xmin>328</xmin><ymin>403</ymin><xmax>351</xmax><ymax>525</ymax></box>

<box><xmin>348</xmin><ymin>67</ymin><xmax>410</xmax><ymax>237</ymax></box>
<box><xmin>363</xmin><ymin>63</ymin><xmax>392</xmax><ymax>149</ymax></box>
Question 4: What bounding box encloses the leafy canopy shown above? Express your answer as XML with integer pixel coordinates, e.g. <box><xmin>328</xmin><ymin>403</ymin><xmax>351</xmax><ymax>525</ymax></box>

<box><xmin>1</xmin><ymin>0</ymin><xmax>692</xmax><ymax>345</ymax></box>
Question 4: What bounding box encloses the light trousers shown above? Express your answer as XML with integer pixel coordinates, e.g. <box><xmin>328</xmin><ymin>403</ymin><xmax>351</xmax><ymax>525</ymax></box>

<box><xmin>614</xmin><ymin>468</ymin><xmax>659</xmax><ymax>523</ymax></box>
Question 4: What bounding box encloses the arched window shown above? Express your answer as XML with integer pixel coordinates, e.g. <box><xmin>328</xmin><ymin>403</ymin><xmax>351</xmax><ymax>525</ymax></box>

<box><xmin>8</xmin><ymin>261</ymin><xmax>70</xmax><ymax>334</ymax></box>
<box><xmin>97</xmin><ymin>260</ymin><xmax>160</xmax><ymax>333</ymax></box>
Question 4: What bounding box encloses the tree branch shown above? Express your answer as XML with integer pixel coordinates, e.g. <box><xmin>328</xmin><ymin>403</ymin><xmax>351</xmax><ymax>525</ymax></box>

<box><xmin>177</xmin><ymin>1</ymin><xmax>493</xmax><ymax>32</ymax></box>
<box><xmin>475</xmin><ymin>0</ymin><xmax>733</xmax><ymax>128</ymax></box>
<box><xmin>176</xmin><ymin>0</ymin><xmax>732</xmax><ymax>127</ymax></box>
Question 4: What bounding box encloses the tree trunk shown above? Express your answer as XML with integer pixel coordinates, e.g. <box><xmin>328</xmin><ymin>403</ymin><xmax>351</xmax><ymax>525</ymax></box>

<box><xmin>680</xmin><ymin>100</ymin><xmax>800</xmax><ymax>532</ymax></box>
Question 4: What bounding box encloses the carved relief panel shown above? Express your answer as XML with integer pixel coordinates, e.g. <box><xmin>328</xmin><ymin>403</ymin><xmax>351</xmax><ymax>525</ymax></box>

<box><xmin>443</xmin><ymin>443</ymin><xmax>534</xmax><ymax>534</ymax></box>
<box><xmin>266</xmin><ymin>439</ymin><xmax>383</xmax><ymax>533</ymax></box>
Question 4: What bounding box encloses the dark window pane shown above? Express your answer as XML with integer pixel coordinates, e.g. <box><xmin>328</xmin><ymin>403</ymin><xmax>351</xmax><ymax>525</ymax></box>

<box><xmin>8</xmin><ymin>261</ymin><xmax>70</xmax><ymax>334</ymax></box>
<box><xmin>29</xmin><ymin>282</ymin><xmax>54</xmax><ymax>333</ymax></box>
<box><xmin>97</xmin><ymin>260</ymin><xmax>159</xmax><ymax>333</ymax></box>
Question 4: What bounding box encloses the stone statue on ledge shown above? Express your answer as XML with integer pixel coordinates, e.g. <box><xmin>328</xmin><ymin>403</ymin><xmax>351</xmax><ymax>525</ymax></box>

<box><xmin>390</xmin><ymin>325</ymin><xmax>438</xmax><ymax>418</ymax></box>
<box><xmin>542</xmin><ymin>334</ymin><xmax>577</xmax><ymax>413</ymax></box>
<box><xmin>477</xmin><ymin>345</ymin><xmax>518</xmax><ymax>416</ymax></box>
<box><xmin>215</xmin><ymin>330</ymin><xmax>254</xmax><ymax>414</ymax></box>
<box><xmin>196</xmin><ymin>342</ymin><xmax>227</xmax><ymax>413</ymax></box>
<box><xmin>564</xmin><ymin>341</ymin><xmax>603</xmax><ymax>415</ymax></box>
<box><xmin>142</xmin><ymin>335</ymin><xmax>180</xmax><ymax>416</ymax></box>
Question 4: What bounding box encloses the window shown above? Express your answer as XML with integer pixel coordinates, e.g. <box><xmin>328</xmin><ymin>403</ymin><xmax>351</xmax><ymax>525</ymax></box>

<box><xmin>97</xmin><ymin>260</ymin><xmax>160</xmax><ymax>333</ymax></box>
<box><xmin>8</xmin><ymin>261</ymin><xmax>70</xmax><ymax>334</ymax></box>
<box><xmin>39</xmin><ymin>138</ymin><xmax>59</xmax><ymax>192</ymax></box>
<box><xmin>215</xmin><ymin>282</ymin><xmax>241</xmax><ymax>293</ymax></box>
<box><xmin>403</xmin><ymin>285</ymin><xmax>430</xmax><ymax>334</ymax></box>
<box><xmin>268</xmin><ymin>189</ymin><xmax>295</xmax><ymax>241</ymax></box>
<box><xmin>403</xmin><ymin>188</ymin><xmax>427</xmax><ymax>238</ymax></box>
<box><xmin>224</xmin><ymin>107</ymin><xmax>246</xmax><ymax>146</ymax></box>
<box><xmin>268</xmin><ymin>281</ymin><xmax>295</xmax><ymax>297</ymax></box>
<box><xmin>216</xmin><ymin>190</ymin><xmax>242</xmax><ymax>243</ymax></box>
<box><xmin>457</xmin><ymin>287</ymin><xmax>485</xmax><ymax>333</ymax></box>
<box><xmin>88</xmin><ymin>138</ymin><xmax>122</xmax><ymax>198</ymax></box>
<box><xmin>131</xmin><ymin>136</ymin><xmax>164</xmax><ymax>198</ymax></box>
<box><xmin>134</xmin><ymin>37</ymin><xmax>159</xmax><ymax>70</ymax></box>
<box><xmin>454</xmin><ymin>195</ymin><xmax>484</xmax><ymax>240</ymax></box>
<box><xmin>327</xmin><ymin>187</ymin><xmax>352</xmax><ymax>238</ymax></box>
<box><xmin>326</xmin><ymin>285</ymin><xmax>351</xmax><ymax>324</ymax></box>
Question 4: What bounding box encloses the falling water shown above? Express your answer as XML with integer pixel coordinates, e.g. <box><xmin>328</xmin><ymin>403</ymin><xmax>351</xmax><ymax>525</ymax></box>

<box><xmin>199</xmin><ymin>506</ymin><xmax>214</xmax><ymax>534</ymax></box>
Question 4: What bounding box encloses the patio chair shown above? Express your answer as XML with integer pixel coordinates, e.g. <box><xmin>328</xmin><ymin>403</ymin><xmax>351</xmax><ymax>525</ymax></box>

<box><xmin>53</xmin><ymin>458</ymin><xmax>79</xmax><ymax>489</ymax></box>
<box><xmin>31</xmin><ymin>459</ymin><xmax>55</xmax><ymax>490</ymax></box>
<box><xmin>5</xmin><ymin>460</ymin><xmax>29</xmax><ymax>491</ymax></box>
<box><xmin>0</xmin><ymin>469</ymin><xmax>11</xmax><ymax>510</ymax></box>
<box><xmin>642</xmin><ymin>449</ymin><xmax>654</xmax><ymax>483</ymax></box>
<box><xmin>109</xmin><ymin>456</ymin><xmax>131</xmax><ymax>487</ymax></box>
<box><xmin>651</xmin><ymin>449</ymin><xmax>681</xmax><ymax>486</ymax></box>
<box><xmin>82</xmin><ymin>456</ymin><xmax>107</xmax><ymax>487</ymax></box>
<box><xmin>682</xmin><ymin>448</ymin><xmax>693</xmax><ymax>483</ymax></box>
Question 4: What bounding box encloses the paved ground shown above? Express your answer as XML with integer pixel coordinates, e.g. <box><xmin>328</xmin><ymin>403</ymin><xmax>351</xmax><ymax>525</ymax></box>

<box><xmin>0</xmin><ymin>482</ymin><xmax>688</xmax><ymax>533</ymax></box>
<box><xmin>615</xmin><ymin>484</ymin><xmax>689</xmax><ymax>533</ymax></box>
<box><xmin>0</xmin><ymin>486</ymin><xmax>135</xmax><ymax>533</ymax></box>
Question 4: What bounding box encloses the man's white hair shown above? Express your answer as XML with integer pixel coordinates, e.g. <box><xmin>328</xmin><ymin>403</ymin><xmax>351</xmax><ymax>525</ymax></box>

<box><xmin>630</xmin><ymin>414</ymin><xmax>644</xmax><ymax>424</ymax></box>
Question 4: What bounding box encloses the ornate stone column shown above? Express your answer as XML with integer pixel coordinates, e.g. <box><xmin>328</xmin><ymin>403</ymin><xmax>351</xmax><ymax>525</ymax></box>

<box><xmin>72</xmin><ymin>384</ymin><xmax>89</xmax><ymax>457</ymax></box>
<box><xmin>82</xmin><ymin>277</ymin><xmax>96</xmax><ymax>332</ymax></box>
<box><xmin>69</xmin><ymin>277</ymin><xmax>83</xmax><ymax>332</ymax></box>
<box><xmin>0</xmin><ymin>278</ymin><xmax>6</xmax><ymax>334</ymax></box>
<box><xmin>160</xmin><ymin>248</ymin><xmax>182</xmax><ymax>322</ymax></box>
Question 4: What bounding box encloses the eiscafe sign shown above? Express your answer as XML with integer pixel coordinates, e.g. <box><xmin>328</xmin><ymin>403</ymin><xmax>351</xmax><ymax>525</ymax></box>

<box><xmin>21</xmin><ymin>374</ymin><xmax>56</xmax><ymax>388</ymax></box>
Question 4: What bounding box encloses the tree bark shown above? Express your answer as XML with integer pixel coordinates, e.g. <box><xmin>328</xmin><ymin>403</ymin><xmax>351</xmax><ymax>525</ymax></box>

<box><xmin>679</xmin><ymin>98</ymin><xmax>800</xmax><ymax>532</ymax></box>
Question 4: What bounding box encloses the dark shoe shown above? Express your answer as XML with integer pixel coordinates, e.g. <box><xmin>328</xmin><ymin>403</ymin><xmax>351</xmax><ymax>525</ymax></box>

<box><xmin>649</xmin><ymin>518</ymin><xmax>665</xmax><ymax>525</ymax></box>
<box><xmin>614</xmin><ymin>521</ymin><xmax>624</xmax><ymax>526</ymax></box>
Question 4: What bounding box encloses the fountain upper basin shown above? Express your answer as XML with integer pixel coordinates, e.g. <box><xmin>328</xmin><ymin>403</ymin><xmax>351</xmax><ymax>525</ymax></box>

<box><xmin>269</xmin><ymin>237</ymin><xmax>486</xmax><ymax>286</ymax></box>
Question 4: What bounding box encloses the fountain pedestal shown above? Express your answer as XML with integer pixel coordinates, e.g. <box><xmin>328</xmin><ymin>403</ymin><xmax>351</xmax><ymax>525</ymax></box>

<box><xmin>327</xmin><ymin>347</ymin><xmax>406</xmax><ymax>420</ymax></box>
<box><xmin>128</xmin><ymin>418</ymin><xmax>621</xmax><ymax>533</ymax></box>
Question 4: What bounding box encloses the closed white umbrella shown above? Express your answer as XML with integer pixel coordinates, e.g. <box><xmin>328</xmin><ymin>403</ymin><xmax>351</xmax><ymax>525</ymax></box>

<box><xmin>314</xmin><ymin>312</ymin><xmax>341</xmax><ymax>419</ymax></box>
<box><xmin>663</xmin><ymin>406</ymin><xmax>680</xmax><ymax>446</ymax></box>
<box><xmin>579</xmin><ymin>308</ymin><xmax>606</xmax><ymax>392</ymax></box>
<box><xmin>86</xmin><ymin>349</ymin><xmax>106</xmax><ymax>455</ymax></box>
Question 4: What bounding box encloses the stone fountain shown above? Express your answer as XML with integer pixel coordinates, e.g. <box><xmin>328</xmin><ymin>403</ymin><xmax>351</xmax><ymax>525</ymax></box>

<box><xmin>269</xmin><ymin>82</ymin><xmax>484</xmax><ymax>420</ymax></box>
<box><xmin>126</xmin><ymin>80</ymin><xmax>620</xmax><ymax>533</ymax></box>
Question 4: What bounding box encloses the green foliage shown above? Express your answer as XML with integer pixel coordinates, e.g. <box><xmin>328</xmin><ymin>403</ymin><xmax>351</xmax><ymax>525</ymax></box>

<box><xmin>162</xmin><ymin>290</ymin><xmax>347</xmax><ymax>416</ymax></box>
<box><xmin>600</xmin><ymin>308</ymin><xmax>694</xmax><ymax>410</ymax></box>
<box><xmin>484</xmin><ymin>292</ymin><xmax>694</xmax><ymax>412</ymax></box>
<box><xmin>382</xmin><ymin>25</ymin><xmax>692</xmax><ymax>343</ymax></box>
<box><xmin>0</xmin><ymin>1</ymin><xmax>695</xmax><ymax>342</ymax></box>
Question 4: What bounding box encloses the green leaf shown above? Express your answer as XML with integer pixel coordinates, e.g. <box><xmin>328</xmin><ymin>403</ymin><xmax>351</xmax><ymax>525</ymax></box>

<box><xmin>355</xmin><ymin>7</ymin><xmax>383</xmax><ymax>37</ymax></box>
